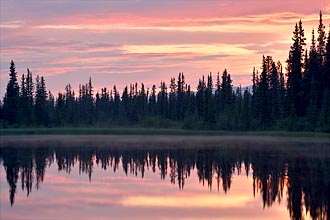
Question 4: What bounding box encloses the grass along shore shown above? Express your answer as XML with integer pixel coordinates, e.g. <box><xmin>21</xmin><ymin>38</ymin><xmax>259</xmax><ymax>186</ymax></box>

<box><xmin>0</xmin><ymin>127</ymin><xmax>329</xmax><ymax>138</ymax></box>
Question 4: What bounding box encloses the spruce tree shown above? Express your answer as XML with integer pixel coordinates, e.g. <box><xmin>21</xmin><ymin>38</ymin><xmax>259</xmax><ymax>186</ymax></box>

<box><xmin>317</xmin><ymin>11</ymin><xmax>326</xmax><ymax>65</ymax></box>
<box><xmin>305</xmin><ymin>29</ymin><xmax>320</xmax><ymax>125</ymax></box>
<box><xmin>220</xmin><ymin>69</ymin><xmax>233</xmax><ymax>111</ymax></box>
<box><xmin>325</xmin><ymin>30</ymin><xmax>330</xmax><ymax>91</ymax></box>
<box><xmin>64</xmin><ymin>84</ymin><xmax>75</xmax><ymax>124</ymax></box>
<box><xmin>196</xmin><ymin>76</ymin><xmax>206</xmax><ymax>120</ymax></box>
<box><xmin>243</xmin><ymin>89</ymin><xmax>251</xmax><ymax>129</ymax></box>
<box><xmin>176</xmin><ymin>73</ymin><xmax>185</xmax><ymax>120</ymax></box>
<box><xmin>34</xmin><ymin>76</ymin><xmax>49</xmax><ymax>126</ymax></box>
<box><xmin>55</xmin><ymin>92</ymin><xmax>65</xmax><ymax>125</ymax></box>
<box><xmin>169</xmin><ymin>77</ymin><xmax>177</xmax><ymax>120</ymax></box>
<box><xmin>18</xmin><ymin>73</ymin><xmax>27</xmax><ymax>125</ymax></box>
<box><xmin>205</xmin><ymin>73</ymin><xmax>215</xmax><ymax>125</ymax></box>
<box><xmin>121</xmin><ymin>86</ymin><xmax>129</xmax><ymax>121</ymax></box>
<box><xmin>269</xmin><ymin>61</ymin><xmax>279</xmax><ymax>120</ymax></box>
<box><xmin>112</xmin><ymin>85</ymin><xmax>120</xmax><ymax>120</ymax></box>
<box><xmin>259</xmin><ymin>56</ymin><xmax>270</xmax><ymax>128</ymax></box>
<box><xmin>215</xmin><ymin>72</ymin><xmax>222</xmax><ymax>115</ymax></box>
<box><xmin>3</xmin><ymin>60</ymin><xmax>20</xmax><ymax>125</ymax></box>
<box><xmin>157</xmin><ymin>81</ymin><xmax>168</xmax><ymax>118</ymax></box>
<box><xmin>277</xmin><ymin>61</ymin><xmax>286</xmax><ymax>118</ymax></box>
<box><xmin>149</xmin><ymin>85</ymin><xmax>157</xmax><ymax>116</ymax></box>
<box><xmin>18</xmin><ymin>69</ymin><xmax>34</xmax><ymax>126</ymax></box>
<box><xmin>286</xmin><ymin>21</ymin><xmax>306</xmax><ymax>116</ymax></box>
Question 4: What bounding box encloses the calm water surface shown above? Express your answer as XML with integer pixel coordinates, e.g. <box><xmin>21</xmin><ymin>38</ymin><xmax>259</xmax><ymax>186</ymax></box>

<box><xmin>0</xmin><ymin>137</ymin><xmax>329</xmax><ymax>220</ymax></box>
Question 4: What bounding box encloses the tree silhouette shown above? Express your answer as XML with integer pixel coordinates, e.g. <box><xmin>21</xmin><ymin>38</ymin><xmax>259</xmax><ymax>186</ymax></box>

<box><xmin>3</xmin><ymin>60</ymin><xmax>19</xmax><ymax>125</ymax></box>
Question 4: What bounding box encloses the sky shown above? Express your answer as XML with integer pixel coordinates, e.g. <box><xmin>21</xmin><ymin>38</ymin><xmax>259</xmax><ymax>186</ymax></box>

<box><xmin>1</xmin><ymin>0</ymin><xmax>330</xmax><ymax>97</ymax></box>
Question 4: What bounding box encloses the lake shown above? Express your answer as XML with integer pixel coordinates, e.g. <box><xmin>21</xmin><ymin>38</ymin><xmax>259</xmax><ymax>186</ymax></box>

<box><xmin>0</xmin><ymin>135</ymin><xmax>329</xmax><ymax>220</ymax></box>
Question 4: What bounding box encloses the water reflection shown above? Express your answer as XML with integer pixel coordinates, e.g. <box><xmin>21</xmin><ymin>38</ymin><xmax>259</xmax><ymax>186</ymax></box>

<box><xmin>0</xmin><ymin>143</ymin><xmax>329</xmax><ymax>220</ymax></box>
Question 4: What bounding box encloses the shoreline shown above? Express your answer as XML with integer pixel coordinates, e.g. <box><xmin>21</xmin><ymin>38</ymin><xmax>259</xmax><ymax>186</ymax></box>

<box><xmin>0</xmin><ymin>127</ymin><xmax>329</xmax><ymax>138</ymax></box>
<box><xmin>1</xmin><ymin>134</ymin><xmax>329</xmax><ymax>148</ymax></box>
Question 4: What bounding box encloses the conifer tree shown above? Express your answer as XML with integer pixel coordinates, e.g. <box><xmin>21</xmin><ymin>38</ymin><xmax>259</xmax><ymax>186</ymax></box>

<box><xmin>169</xmin><ymin>77</ymin><xmax>177</xmax><ymax>120</ymax></box>
<box><xmin>305</xmin><ymin>29</ymin><xmax>320</xmax><ymax>123</ymax></box>
<box><xmin>269</xmin><ymin>61</ymin><xmax>279</xmax><ymax>120</ymax></box>
<box><xmin>176</xmin><ymin>73</ymin><xmax>185</xmax><ymax>120</ymax></box>
<box><xmin>317</xmin><ymin>11</ymin><xmax>326</xmax><ymax>65</ymax></box>
<box><xmin>149</xmin><ymin>85</ymin><xmax>157</xmax><ymax>116</ymax></box>
<box><xmin>205</xmin><ymin>73</ymin><xmax>215</xmax><ymax>125</ymax></box>
<box><xmin>286</xmin><ymin>20</ymin><xmax>306</xmax><ymax>116</ymax></box>
<box><xmin>243</xmin><ymin>89</ymin><xmax>251</xmax><ymax>129</ymax></box>
<box><xmin>220</xmin><ymin>69</ymin><xmax>233</xmax><ymax>111</ymax></box>
<box><xmin>35</xmin><ymin>76</ymin><xmax>48</xmax><ymax>126</ymax></box>
<box><xmin>157</xmin><ymin>81</ymin><xmax>168</xmax><ymax>118</ymax></box>
<box><xmin>121</xmin><ymin>86</ymin><xmax>129</xmax><ymax>121</ymax></box>
<box><xmin>259</xmin><ymin>56</ymin><xmax>271</xmax><ymax>127</ymax></box>
<box><xmin>215</xmin><ymin>72</ymin><xmax>222</xmax><ymax>115</ymax></box>
<box><xmin>112</xmin><ymin>85</ymin><xmax>120</xmax><ymax>120</ymax></box>
<box><xmin>196</xmin><ymin>76</ymin><xmax>206</xmax><ymax>120</ymax></box>
<box><xmin>277</xmin><ymin>62</ymin><xmax>286</xmax><ymax>118</ymax></box>
<box><xmin>64</xmin><ymin>84</ymin><xmax>76</xmax><ymax>124</ymax></box>
<box><xmin>55</xmin><ymin>92</ymin><xmax>65</xmax><ymax>125</ymax></box>
<box><xmin>18</xmin><ymin>69</ymin><xmax>34</xmax><ymax>125</ymax></box>
<box><xmin>325</xmin><ymin>30</ymin><xmax>330</xmax><ymax>91</ymax></box>
<box><xmin>3</xmin><ymin>60</ymin><xmax>20</xmax><ymax>125</ymax></box>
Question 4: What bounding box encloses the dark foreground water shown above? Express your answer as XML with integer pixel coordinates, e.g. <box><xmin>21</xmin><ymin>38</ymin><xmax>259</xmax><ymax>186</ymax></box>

<box><xmin>0</xmin><ymin>137</ymin><xmax>329</xmax><ymax>220</ymax></box>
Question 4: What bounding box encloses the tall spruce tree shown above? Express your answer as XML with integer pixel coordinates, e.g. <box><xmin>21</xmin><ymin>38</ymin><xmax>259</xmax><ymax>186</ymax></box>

<box><xmin>55</xmin><ymin>92</ymin><xmax>66</xmax><ymax>125</ymax></box>
<box><xmin>18</xmin><ymin>69</ymin><xmax>34</xmax><ymax>126</ymax></box>
<box><xmin>3</xmin><ymin>60</ymin><xmax>20</xmax><ymax>125</ymax></box>
<box><xmin>317</xmin><ymin>11</ymin><xmax>326</xmax><ymax>66</ymax></box>
<box><xmin>169</xmin><ymin>77</ymin><xmax>177</xmax><ymax>120</ymax></box>
<box><xmin>18</xmin><ymin>73</ymin><xmax>27</xmax><ymax>125</ymax></box>
<box><xmin>325</xmin><ymin>30</ymin><xmax>330</xmax><ymax>91</ymax></box>
<box><xmin>305</xmin><ymin>30</ymin><xmax>320</xmax><ymax>126</ymax></box>
<box><xmin>277</xmin><ymin>61</ymin><xmax>286</xmax><ymax>118</ymax></box>
<box><xmin>196</xmin><ymin>76</ymin><xmax>206</xmax><ymax>120</ymax></box>
<box><xmin>112</xmin><ymin>85</ymin><xmax>120</xmax><ymax>120</ymax></box>
<box><xmin>220</xmin><ymin>69</ymin><xmax>233</xmax><ymax>111</ymax></box>
<box><xmin>316</xmin><ymin>12</ymin><xmax>326</xmax><ymax>108</ymax></box>
<box><xmin>286</xmin><ymin>20</ymin><xmax>306</xmax><ymax>116</ymax></box>
<box><xmin>157</xmin><ymin>81</ymin><xmax>168</xmax><ymax>118</ymax></box>
<box><xmin>149</xmin><ymin>85</ymin><xmax>157</xmax><ymax>116</ymax></box>
<box><xmin>35</xmin><ymin>76</ymin><xmax>49</xmax><ymax>126</ymax></box>
<box><xmin>205</xmin><ymin>73</ymin><xmax>215</xmax><ymax>125</ymax></box>
<box><xmin>243</xmin><ymin>89</ymin><xmax>251</xmax><ymax>129</ymax></box>
<box><xmin>215</xmin><ymin>72</ymin><xmax>222</xmax><ymax>115</ymax></box>
<box><xmin>259</xmin><ymin>56</ymin><xmax>271</xmax><ymax>128</ymax></box>
<box><xmin>64</xmin><ymin>84</ymin><xmax>76</xmax><ymax>124</ymax></box>
<box><xmin>176</xmin><ymin>73</ymin><xmax>185</xmax><ymax>121</ymax></box>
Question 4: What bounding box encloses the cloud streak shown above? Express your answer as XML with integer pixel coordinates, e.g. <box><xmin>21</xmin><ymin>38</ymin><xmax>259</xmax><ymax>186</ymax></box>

<box><xmin>1</xmin><ymin>0</ymin><xmax>329</xmax><ymax>97</ymax></box>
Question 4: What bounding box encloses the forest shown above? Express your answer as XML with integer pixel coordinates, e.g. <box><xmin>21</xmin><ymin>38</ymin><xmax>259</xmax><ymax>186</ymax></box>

<box><xmin>1</xmin><ymin>12</ymin><xmax>330</xmax><ymax>131</ymax></box>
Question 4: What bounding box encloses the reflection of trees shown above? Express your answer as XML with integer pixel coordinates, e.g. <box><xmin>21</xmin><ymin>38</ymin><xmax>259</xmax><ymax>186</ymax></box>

<box><xmin>0</xmin><ymin>145</ymin><xmax>329</xmax><ymax>220</ymax></box>
<box><xmin>1</xmin><ymin>148</ymin><xmax>20</xmax><ymax>206</ymax></box>
<box><xmin>251</xmin><ymin>150</ymin><xmax>286</xmax><ymax>208</ymax></box>
<box><xmin>0</xmin><ymin>147</ymin><xmax>53</xmax><ymax>206</ymax></box>
<box><xmin>287</xmin><ymin>158</ymin><xmax>330</xmax><ymax>220</ymax></box>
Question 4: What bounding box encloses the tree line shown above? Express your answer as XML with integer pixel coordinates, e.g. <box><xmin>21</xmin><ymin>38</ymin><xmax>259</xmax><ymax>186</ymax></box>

<box><xmin>1</xmin><ymin>12</ymin><xmax>329</xmax><ymax>131</ymax></box>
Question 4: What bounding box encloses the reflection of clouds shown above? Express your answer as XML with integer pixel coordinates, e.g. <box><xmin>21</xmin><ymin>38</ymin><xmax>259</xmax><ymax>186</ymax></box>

<box><xmin>122</xmin><ymin>194</ymin><xmax>251</xmax><ymax>208</ymax></box>
<box><xmin>0</xmin><ymin>162</ymin><xmax>288</xmax><ymax>220</ymax></box>
<box><xmin>1</xmin><ymin>145</ymin><xmax>324</xmax><ymax>220</ymax></box>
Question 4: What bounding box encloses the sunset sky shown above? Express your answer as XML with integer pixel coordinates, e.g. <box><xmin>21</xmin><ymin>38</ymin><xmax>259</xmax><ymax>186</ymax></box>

<box><xmin>1</xmin><ymin>0</ymin><xmax>330</xmax><ymax>97</ymax></box>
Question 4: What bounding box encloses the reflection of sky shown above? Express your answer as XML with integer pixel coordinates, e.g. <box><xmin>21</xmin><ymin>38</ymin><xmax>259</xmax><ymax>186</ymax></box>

<box><xmin>0</xmin><ymin>160</ymin><xmax>304</xmax><ymax>220</ymax></box>
<box><xmin>1</xmin><ymin>0</ymin><xmax>329</xmax><ymax>97</ymax></box>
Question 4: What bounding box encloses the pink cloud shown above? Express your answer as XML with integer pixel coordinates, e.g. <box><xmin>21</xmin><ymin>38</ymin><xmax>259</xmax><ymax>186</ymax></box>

<box><xmin>1</xmin><ymin>0</ymin><xmax>329</xmax><ymax>98</ymax></box>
